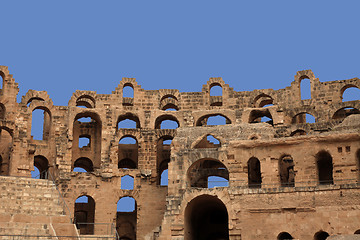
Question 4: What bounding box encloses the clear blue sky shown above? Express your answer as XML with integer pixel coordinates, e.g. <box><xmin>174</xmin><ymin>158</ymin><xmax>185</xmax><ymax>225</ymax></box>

<box><xmin>1</xmin><ymin>1</ymin><xmax>359</xmax><ymax>106</ymax></box>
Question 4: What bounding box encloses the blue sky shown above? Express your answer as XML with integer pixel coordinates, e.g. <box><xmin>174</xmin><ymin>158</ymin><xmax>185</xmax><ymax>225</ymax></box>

<box><xmin>1</xmin><ymin>1</ymin><xmax>359</xmax><ymax>106</ymax></box>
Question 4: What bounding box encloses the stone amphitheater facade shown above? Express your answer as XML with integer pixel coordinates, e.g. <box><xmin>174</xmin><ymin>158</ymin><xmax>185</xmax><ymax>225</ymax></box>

<box><xmin>0</xmin><ymin>65</ymin><xmax>359</xmax><ymax>240</ymax></box>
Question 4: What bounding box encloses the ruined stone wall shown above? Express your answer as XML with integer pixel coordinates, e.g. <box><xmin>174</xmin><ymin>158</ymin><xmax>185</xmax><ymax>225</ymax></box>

<box><xmin>0</xmin><ymin>65</ymin><xmax>359</xmax><ymax>239</ymax></box>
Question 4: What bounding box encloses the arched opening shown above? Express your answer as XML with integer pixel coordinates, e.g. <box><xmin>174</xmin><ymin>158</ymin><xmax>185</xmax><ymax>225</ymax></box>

<box><xmin>79</xmin><ymin>135</ymin><xmax>91</xmax><ymax>148</ymax></box>
<box><xmin>279</xmin><ymin>155</ymin><xmax>295</xmax><ymax>187</ymax></box>
<box><xmin>354</xmin><ymin>229</ymin><xmax>360</xmax><ymax>234</ymax></box>
<box><xmin>0</xmin><ymin>128</ymin><xmax>12</xmax><ymax>176</ymax></box>
<box><xmin>208</xmin><ymin>176</ymin><xmax>229</xmax><ymax>188</ymax></box>
<box><xmin>249</xmin><ymin>110</ymin><xmax>273</xmax><ymax>125</ymax></box>
<box><xmin>27</xmin><ymin>97</ymin><xmax>45</xmax><ymax>107</ymax></box>
<box><xmin>0</xmin><ymin>71</ymin><xmax>4</xmax><ymax>89</ymax></box>
<box><xmin>118</xmin><ymin>136</ymin><xmax>138</xmax><ymax>169</ymax></box>
<box><xmin>116</xmin><ymin>197</ymin><xmax>137</xmax><ymax>240</ymax></box>
<box><xmin>155</xmin><ymin>115</ymin><xmax>179</xmax><ymax>129</ymax></box>
<box><xmin>300</xmin><ymin>77</ymin><xmax>311</xmax><ymax>100</ymax></box>
<box><xmin>76</xmin><ymin>95</ymin><xmax>95</xmax><ymax>108</ymax></box>
<box><xmin>31</xmin><ymin>108</ymin><xmax>51</xmax><ymax>141</ymax></box>
<box><xmin>248</xmin><ymin>157</ymin><xmax>262</xmax><ymax>188</ymax></box>
<box><xmin>184</xmin><ymin>195</ymin><xmax>229</xmax><ymax>240</ymax></box>
<box><xmin>290</xmin><ymin>129</ymin><xmax>307</xmax><ymax>136</ymax></box>
<box><xmin>0</xmin><ymin>103</ymin><xmax>5</xmax><ymax>119</ymax></box>
<box><xmin>194</xmin><ymin>134</ymin><xmax>221</xmax><ymax>149</ymax></box>
<box><xmin>160</xmin><ymin>95</ymin><xmax>179</xmax><ymax>111</ymax></box>
<box><xmin>254</xmin><ymin>94</ymin><xmax>274</xmax><ymax>108</ymax></box>
<box><xmin>157</xmin><ymin>136</ymin><xmax>172</xmax><ymax>185</ymax></box>
<box><xmin>117</xmin><ymin>114</ymin><xmax>140</xmax><ymax>129</ymax></box>
<box><xmin>292</xmin><ymin>113</ymin><xmax>316</xmax><ymax>124</ymax></box>
<box><xmin>123</xmin><ymin>84</ymin><xmax>134</xmax><ymax>98</ymax></box>
<box><xmin>314</xmin><ymin>230</ymin><xmax>329</xmax><ymax>240</ymax></box>
<box><xmin>121</xmin><ymin>175</ymin><xmax>134</xmax><ymax>190</ymax></box>
<box><xmin>72</xmin><ymin>113</ymin><xmax>102</xmax><ymax>171</ymax></box>
<box><xmin>32</xmin><ymin>155</ymin><xmax>49</xmax><ymax>179</ymax></box>
<box><xmin>332</xmin><ymin>107</ymin><xmax>360</xmax><ymax>120</ymax></box>
<box><xmin>316</xmin><ymin>151</ymin><xmax>333</xmax><ymax>185</ymax></box>
<box><xmin>74</xmin><ymin>195</ymin><xmax>95</xmax><ymax>235</ymax></box>
<box><xmin>278</xmin><ymin>232</ymin><xmax>294</xmax><ymax>240</ymax></box>
<box><xmin>74</xmin><ymin>157</ymin><xmax>94</xmax><ymax>172</ymax></box>
<box><xmin>210</xmin><ymin>84</ymin><xmax>222</xmax><ymax>96</ymax></box>
<box><xmin>187</xmin><ymin>159</ymin><xmax>229</xmax><ymax>188</ymax></box>
<box><xmin>196</xmin><ymin>114</ymin><xmax>231</xmax><ymax>126</ymax></box>
<box><xmin>341</xmin><ymin>86</ymin><xmax>360</xmax><ymax>102</ymax></box>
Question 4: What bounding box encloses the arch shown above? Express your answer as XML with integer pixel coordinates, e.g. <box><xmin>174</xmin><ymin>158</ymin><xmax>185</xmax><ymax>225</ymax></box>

<box><xmin>277</xmin><ymin>232</ymin><xmax>294</xmax><ymax>240</ymax></box>
<box><xmin>354</xmin><ymin>229</ymin><xmax>360</xmax><ymax>234</ymax></box>
<box><xmin>248</xmin><ymin>157</ymin><xmax>262</xmax><ymax>188</ymax></box>
<box><xmin>123</xmin><ymin>83</ymin><xmax>134</xmax><ymax>98</ymax></box>
<box><xmin>157</xmin><ymin>136</ymin><xmax>172</xmax><ymax>185</ymax></box>
<box><xmin>249</xmin><ymin>109</ymin><xmax>273</xmax><ymax>125</ymax></box>
<box><xmin>341</xmin><ymin>85</ymin><xmax>360</xmax><ymax>102</ymax></box>
<box><xmin>121</xmin><ymin>175</ymin><xmax>134</xmax><ymax>190</ymax></box>
<box><xmin>155</xmin><ymin>115</ymin><xmax>179</xmax><ymax>129</ymax></box>
<box><xmin>117</xmin><ymin>113</ymin><xmax>140</xmax><ymax>129</ymax></box>
<box><xmin>160</xmin><ymin>95</ymin><xmax>179</xmax><ymax>111</ymax></box>
<box><xmin>0</xmin><ymin>71</ymin><xmax>4</xmax><ymax>89</ymax></box>
<box><xmin>187</xmin><ymin>159</ymin><xmax>229</xmax><ymax>188</ymax></box>
<box><xmin>316</xmin><ymin>151</ymin><xmax>333</xmax><ymax>185</ymax></box>
<box><xmin>0</xmin><ymin>128</ymin><xmax>12</xmax><ymax>176</ymax></box>
<box><xmin>300</xmin><ymin>76</ymin><xmax>311</xmax><ymax>100</ymax></box>
<box><xmin>279</xmin><ymin>155</ymin><xmax>295</xmax><ymax>187</ymax></box>
<box><xmin>194</xmin><ymin>134</ymin><xmax>221</xmax><ymax>149</ymax></box>
<box><xmin>74</xmin><ymin>195</ymin><xmax>95</xmax><ymax>235</ymax></box>
<box><xmin>74</xmin><ymin>157</ymin><xmax>94</xmax><ymax>172</ymax></box>
<box><xmin>314</xmin><ymin>230</ymin><xmax>329</xmax><ymax>240</ymax></box>
<box><xmin>31</xmin><ymin>107</ymin><xmax>51</xmax><ymax>141</ymax></box>
<box><xmin>0</xmin><ymin>103</ymin><xmax>5</xmax><ymax>119</ymax></box>
<box><xmin>196</xmin><ymin>114</ymin><xmax>231</xmax><ymax>126</ymax></box>
<box><xmin>76</xmin><ymin>95</ymin><xmax>96</xmax><ymax>108</ymax></box>
<box><xmin>26</xmin><ymin>97</ymin><xmax>45</xmax><ymax>107</ymax></box>
<box><xmin>210</xmin><ymin>84</ymin><xmax>222</xmax><ymax>97</ymax></box>
<box><xmin>332</xmin><ymin>107</ymin><xmax>360</xmax><ymax>120</ymax></box>
<box><xmin>116</xmin><ymin>197</ymin><xmax>137</xmax><ymax>239</ymax></box>
<box><xmin>292</xmin><ymin>112</ymin><xmax>315</xmax><ymax>124</ymax></box>
<box><xmin>253</xmin><ymin>93</ymin><xmax>274</xmax><ymax>108</ymax></box>
<box><xmin>119</xmin><ymin>135</ymin><xmax>138</xmax><ymax>169</ymax></box>
<box><xmin>33</xmin><ymin>155</ymin><xmax>49</xmax><ymax>179</ymax></box>
<box><xmin>184</xmin><ymin>194</ymin><xmax>229</xmax><ymax>240</ymax></box>
<box><xmin>79</xmin><ymin>134</ymin><xmax>91</xmax><ymax>148</ymax></box>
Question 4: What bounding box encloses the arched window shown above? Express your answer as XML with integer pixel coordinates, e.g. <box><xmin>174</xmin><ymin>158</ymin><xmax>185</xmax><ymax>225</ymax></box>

<box><xmin>194</xmin><ymin>135</ymin><xmax>221</xmax><ymax>149</ymax></box>
<box><xmin>160</xmin><ymin>169</ymin><xmax>168</xmax><ymax>186</ymax></box>
<box><xmin>74</xmin><ymin>195</ymin><xmax>95</xmax><ymax>235</ymax></box>
<box><xmin>196</xmin><ymin>114</ymin><xmax>231</xmax><ymax>126</ymax></box>
<box><xmin>187</xmin><ymin>159</ymin><xmax>229</xmax><ymax>188</ymax></box>
<box><xmin>157</xmin><ymin>136</ymin><xmax>172</xmax><ymax>185</ymax></box>
<box><xmin>277</xmin><ymin>232</ymin><xmax>294</xmax><ymax>240</ymax></box>
<box><xmin>155</xmin><ymin>115</ymin><xmax>179</xmax><ymax>129</ymax></box>
<box><xmin>248</xmin><ymin>157</ymin><xmax>262</xmax><ymax>188</ymax></box>
<box><xmin>32</xmin><ymin>155</ymin><xmax>49</xmax><ymax>179</ymax></box>
<box><xmin>314</xmin><ymin>230</ymin><xmax>330</xmax><ymax>240</ymax></box>
<box><xmin>76</xmin><ymin>95</ymin><xmax>95</xmax><ymax>108</ymax></box>
<box><xmin>292</xmin><ymin>113</ymin><xmax>315</xmax><ymax>124</ymax></box>
<box><xmin>316</xmin><ymin>151</ymin><xmax>333</xmax><ymax>185</ymax></box>
<box><xmin>332</xmin><ymin>107</ymin><xmax>360</xmax><ymax>120</ymax></box>
<box><xmin>0</xmin><ymin>128</ymin><xmax>12</xmax><ymax>176</ymax></box>
<box><xmin>117</xmin><ymin>114</ymin><xmax>140</xmax><ymax>129</ymax></box>
<box><xmin>160</xmin><ymin>95</ymin><xmax>179</xmax><ymax>111</ymax></box>
<box><xmin>254</xmin><ymin>94</ymin><xmax>274</xmax><ymax>108</ymax></box>
<box><xmin>208</xmin><ymin>176</ymin><xmax>229</xmax><ymax>188</ymax></box>
<box><xmin>249</xmin><ymin>110</ymin><xmax>273</xmax><ymax>125</ymax></box>
<box><xmin>354</xmin><ymin>229</ymin><xmax>360</xmax><ymax>234</ymax></box>
<box><xmin>73</xmin><ymin>157</ymin><xmax>94</xmax><ymax>172</ymax></box>
<box><xmin>116</xmin><ymin>197</ymin><xmax>137</xmax><ymax>239</ymax></box>
<box><xmin>279</xmin><ymin>155</ymin><xmax>295</xmax><ymax>187</ymax></box>
<box><xmin>341</xmin><ymin>86</ymin><xmax>360</xmax><ymax>102</ymax></box>
<box><xmin>185</xmin><ymin>195</ymin><xmax>229</xmax><ymax>240</ymax></box>
<box><xmin>210</xmin><ymin>84</ymin><xmax>222</xmax><ymax>96</ymax></box>
<box><xmin>123</xmin><ymin>84</ymin><xmax>134</xmax><ymax>98</ymax></box>
<box><xmin>118</xmin><ymin>136</ymin><xmax>138</xmax><ymax>169</ymax></box>
<box><xmin>300</xmin><ymin>77</ymin><xmax>311</xmax><ymax>100</ymax></box>
<box><xmin>31</xmin><ymin>108</ymin><xmax>51</xmax><ymax>141</ymax></box>
<box><xmin>0</xmin><ymin>71</ymin><xmax>4</xmax><ymax>89</ymax></box>
<box><xmin>121</xmin><ymin>175</ymin><xmax>134</xmax><ymax>190</ymax></box>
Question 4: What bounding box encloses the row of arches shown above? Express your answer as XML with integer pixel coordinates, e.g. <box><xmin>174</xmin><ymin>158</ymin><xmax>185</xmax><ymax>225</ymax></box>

<box><xmin>187</xmin><ymin>149</ymin><xmax>359</xmax><ymax>189</ymax></box>
<box><xmin>74</xmin><ymin>195</ymin><xmax>136</xmax><ymax>239</ymax></box>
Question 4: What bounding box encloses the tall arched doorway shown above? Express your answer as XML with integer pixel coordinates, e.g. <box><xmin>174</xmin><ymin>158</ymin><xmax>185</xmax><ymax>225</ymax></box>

<box><xmin>185</xmin><ymin>195</ymin><xmax>229</xmax><ymax>240</ymax></box>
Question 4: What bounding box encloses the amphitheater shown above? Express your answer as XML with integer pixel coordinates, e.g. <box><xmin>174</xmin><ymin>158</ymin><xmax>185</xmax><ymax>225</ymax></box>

<box><xmin>0</xmin><ymin>65</ymin><xmax>359</xmax><ymax>240</ymax></box>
